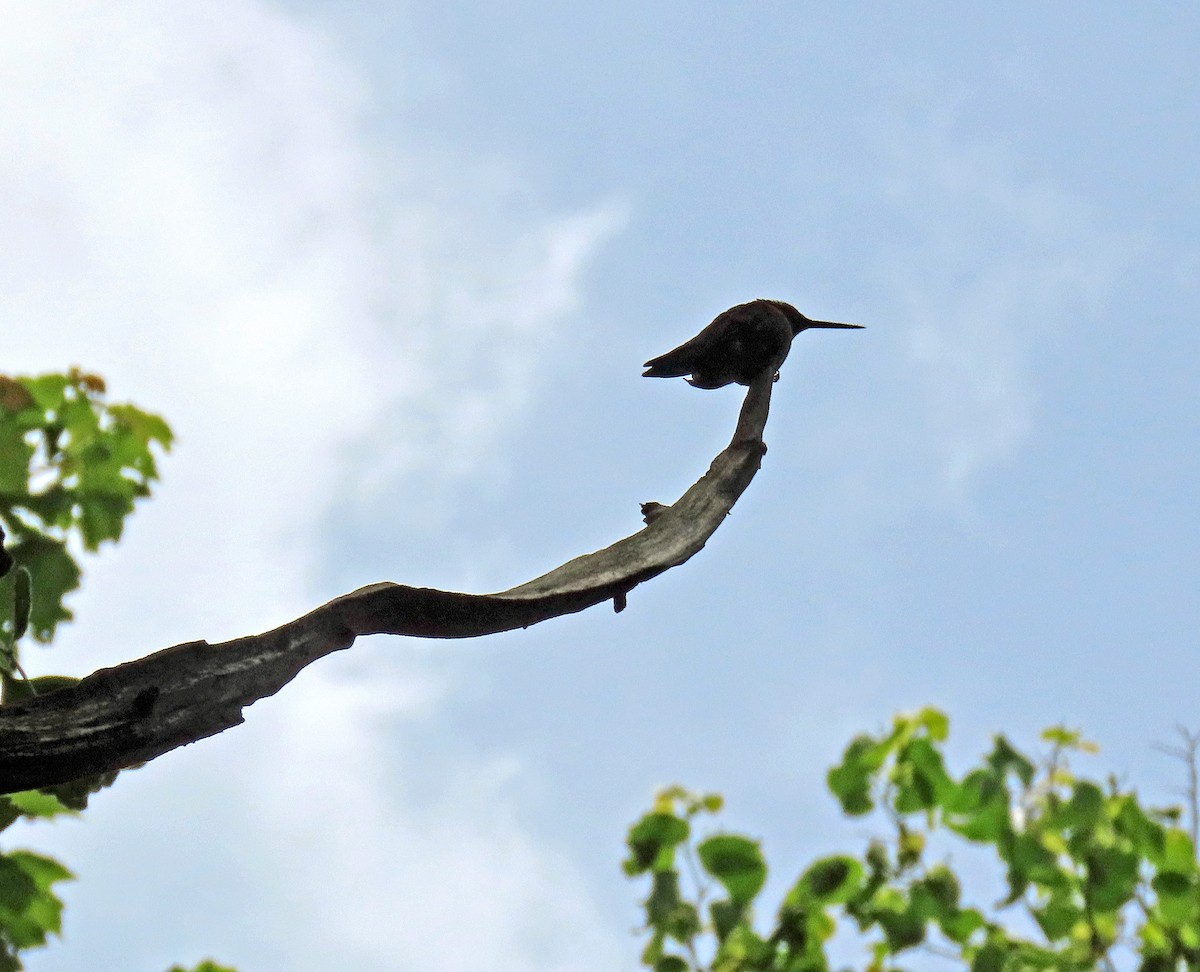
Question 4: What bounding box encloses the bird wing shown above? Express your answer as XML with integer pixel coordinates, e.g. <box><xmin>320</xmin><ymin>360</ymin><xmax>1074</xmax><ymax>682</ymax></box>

<box><xmin>642</xmin><ymin>332</ymin><xmax>716</xmax><ymax>376</ymax></box>
<box><xmin>642</xmin><ymin>304</ymin><xmax>752</xmax><ymax>377</ymax></box>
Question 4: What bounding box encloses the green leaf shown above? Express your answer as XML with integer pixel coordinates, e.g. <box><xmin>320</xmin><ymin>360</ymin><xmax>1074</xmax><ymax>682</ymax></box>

<box><xmin>714</xmin><ymin>923</ymin><xmax>771</xmax><ymax>966</ymax></box>
<box><xmin>20</xmin><ymin>374</ymin><xmax>68</xmax><ymax>412</ymax></box>
<box><xmin>33</xmin><ymin>766</ymin><xmax>124</xmax><ymax>813</ymax></box>
<box><xmin>893</xmin><ymin>738</ymin><xmax>953</xmax><ymax>812</ymax></box>
<box><xmin>1032</xmin><ymin>892</ymin><xmax>1082</xmax><ymax>940</ymax></box>
<box><xmin>0</xmin><ymin>801</ymin><xmax>18</xmax><ymax>834</ymax></box>
<box><xmin>897</xmin><ymin>826</ymin><xmax>925</xmax><ymax>870</ymax></box>
<box><xmin>0</xmin><ymin>855</ymin><xmax>36</xmax><ymax>915</ymax></box>
<box><xmin>875</xmin><ymin>903</ymin><xmax>925</xmax><ymax>952</ymax></box>
<box><xmin>0</xmin><ymin>427</ymin><xmax>34</xmax><ymax>493</ymax></box>
<box><xmin>4</xmin><ymin>535</ymin><xmax>81</xmax><ymax>642</ymax></box>
<box><xmin>827</xmin><ymin>734</ymin><xmax>887</xmax><ymax>815</ymax></box>
<box><xmin>7</xmin><ymin>851</ymin><xmax>73</xmax><ymax>886</ymax></box>
<box><xmin>5</xmin><ymin>790</ymin><xmax>74</xmax><ymax>820</ymax></box>
<box><xmin>1007</xmin><ymin>943</ymin><xmax>1064</xmax><ymax>970</ymax></box>
<box><xmin>1114</xmin><ymin>795</ymin><xmax>1166</xmax><ymax>861</ymax></box>
<box><xmin>1160</xmin><ymin>828</ymin><xmax>1196</xmax><ymax>873</ymax></box>
<box><xmin>774</xmin><ymin>898</ymin><xmax>837</xmax><ymax>961</ymax></box>
<box><xmin>939</xmin><ymin>906</ymin><xmax>984</xmax><ymax>944</ymax></box>
<box><xmin>1040</xmin><ymin>725</ymin><xmax>1099</xmax><ymax>753</ymax></box>
<box><xmin>15</xmin><ymin>486</ymin><xmax>74</xmax><ymax>530</ymax></box>
<box><xmin>970</xmin><ymin>941</ymin><xmax>1005</xmax><ymax>972</ymax></box>
<box><xmin>78</xmin><ymin>492</ymin><xmax>133</xmax><ymax>548</ymax></box>
<box><xmin>665</xmin><ymin>901</ymin><xmax>701</xmax><ymax>942</ymax></box>
<box><xmin>917</xmin><ymin>866</ymin><xmax>960</xmax><ymax>912</ymax></box>
<box><xmin>0</xmin><ymin>850</ymin><xmax>73</xmax><ymax>948</ymax></box>
<box><xmin>110</xmin><ymin>403</ymin><xmax>174</xmax><ymax>449</ymax></box>
<box><xmin>1005</xmin><ymin>832</ymin><xmax>1066</xmax><ymax>897</ymax></box>
<box><xmin>644</xmin><ymin>870</ymin><xmax>683</xmax><ymax>926</ymax></box>
<box><xmin>804</xmin><ymin>906</ymin><xmax>836</xmax><ymax>946</ymax></box>
<box><xmin>625</xmin><ymin>813</ymin><xmax>690</xmax><ymax>875</ymax></box>
<box><xmin>826</xmin><ymin>762</ymin><xmax>873</xmax><ymax>815</ymax></box>
<box><xmin>1151</xmin><ymin>871</ymin><xmax>1197</xmax><ymax>926</ymax></box>
<box><xmin>1084</xmin><ymin>845</ymin><xmax>1139</xmax><ymax>911</ymax></box>
<box><xmin>640</xmin><ymin>871</ymin><xmax>700</xmax><ymax>946</ymax></box>
<box><xmin>164</xmin><ymin>962</ymin><xmax>239</xmax><ymax>972</ymax></box>
<box><xmin>640</xmin><ymin>930</ymin><xmax>666</xmax><ymax>968</ymax></box>
<box><xmin>945</xmin><ymin>770</ymin><xmax>1011</xmax><ymax>843</ymax></box>
<box><xmin>709</xmin><ymin>898</ymin><xmax>745</xmax><ymax>942</ymax></box>
<box><xmin>1063</xmin><ymin>781</ymin><xmax>1105</xmax><ymax>834</ymax></box>
<box><xmin>697</xmin><ymin>834</ymin><xmax>767</xmax><ymax>905</ymax></box>
<box><xmin>914</xmin><ymin>706</ymin><xmax>950</xmax><ymax>741</ymax></box>
<box><xmin>790</xmin><ymin>855</ymin><xmax>863</xmax><ymax>906</ymax></box>
<box><xmin>1</xmin><ymin>673</ymin><xmax>81</xmax><ymax>705</ymax></box>
<box><xmin>987</xmin><ymin>735</ymin><xmax>1035</xmax><ymax>788</ymax></box>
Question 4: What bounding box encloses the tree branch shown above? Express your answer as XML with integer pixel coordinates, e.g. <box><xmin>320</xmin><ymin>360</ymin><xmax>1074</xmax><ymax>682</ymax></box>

<box><xmin>1</xmin><ymin>371</ymin><xmax>780</xmax><ymax>794</ymax></box>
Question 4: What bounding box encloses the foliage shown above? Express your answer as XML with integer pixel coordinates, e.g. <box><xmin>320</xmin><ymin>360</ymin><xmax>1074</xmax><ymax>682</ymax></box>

<box><xmin>625</xmin><ymin>708</ymin><xmax>1200</xmax><ymax>971</ymax></box>
<box><xmin>0</xmin><ymin>370</ymin><xmax>235</xmax><ymax>970</ymax></box>
<box><xmin>0</xmin><ymin>845</ymin><xmax>73</xmax><ymax>972</ymax></box>
<box><xmin>0</xmin><ymin>746</ymin><xmax>79</xmax><ymax>969</ymax></box>
<box><xmin>0</xmin><ymin>368</ymin><xmax>171</xmax><ymax>653</ymax></box>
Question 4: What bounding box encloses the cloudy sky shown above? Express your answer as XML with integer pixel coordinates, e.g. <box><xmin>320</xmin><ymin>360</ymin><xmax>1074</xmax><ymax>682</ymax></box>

<box><xmin>3</xmin><ymin>2</ymin><xmax>1198</xmax><ymax>969</ymax></box>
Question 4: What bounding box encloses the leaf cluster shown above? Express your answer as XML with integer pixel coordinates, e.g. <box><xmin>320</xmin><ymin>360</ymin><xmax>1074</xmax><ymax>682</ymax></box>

<box><xmin>0</xmin><ymin>369</ymin><xmax>171</xmax><ymax>649</ymax></box>
<box><xmin>0</xmin><ymin>791</ymin><xmax>75</xmax><ymax>972</ymax></box>
<box><xmin>625</xmin><ymin>708</ymin><xmax>1200</xmax><ymax>971</ymax></box>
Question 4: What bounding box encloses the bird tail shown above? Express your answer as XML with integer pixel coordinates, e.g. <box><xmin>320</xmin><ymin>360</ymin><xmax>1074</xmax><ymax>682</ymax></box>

<box><xmin>642</xmin><ymin>352</ymin><xmax>689</xmax><ymax>378</ymax></box>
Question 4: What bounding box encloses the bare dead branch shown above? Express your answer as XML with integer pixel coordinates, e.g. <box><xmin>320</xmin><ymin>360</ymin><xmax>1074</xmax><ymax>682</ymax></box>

<box><xmin>1</xmin><ymin>370</ymin><xmax>780</xmax><ymax>794</ymax></box>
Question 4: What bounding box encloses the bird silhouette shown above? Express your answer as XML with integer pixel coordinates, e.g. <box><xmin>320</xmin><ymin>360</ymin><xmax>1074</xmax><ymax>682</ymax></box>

<box><xmin>643</xmin><ymin>299</ymin><xmax>862</xmax><ymax>389</ymax></box>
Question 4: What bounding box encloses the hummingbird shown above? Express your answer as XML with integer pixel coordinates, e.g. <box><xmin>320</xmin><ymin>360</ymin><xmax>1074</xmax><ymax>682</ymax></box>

<box><xmin>642</xmin><ymin>299</ymin><xmax>862</xmax><ymax>389</ymax></box>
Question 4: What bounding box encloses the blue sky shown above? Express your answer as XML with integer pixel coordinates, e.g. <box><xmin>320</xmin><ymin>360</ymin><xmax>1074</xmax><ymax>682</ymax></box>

<box><xmin>3</xmin><ymin>3</ymin><xmax>1198</xmax><ymax>970</ymax></box>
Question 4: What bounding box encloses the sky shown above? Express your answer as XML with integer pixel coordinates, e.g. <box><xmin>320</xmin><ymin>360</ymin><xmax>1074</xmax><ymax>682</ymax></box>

<box><xmin>1</xmin><ymin>2</ymin><xmax>1198</xmax><ymax>969</ymax></box>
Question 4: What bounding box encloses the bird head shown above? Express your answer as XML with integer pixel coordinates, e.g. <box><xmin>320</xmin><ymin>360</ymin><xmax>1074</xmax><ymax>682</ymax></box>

<box><xmin>766</xmin><ymin>299</ymin><xmax>864</xmax><ymax>336</ymax></box>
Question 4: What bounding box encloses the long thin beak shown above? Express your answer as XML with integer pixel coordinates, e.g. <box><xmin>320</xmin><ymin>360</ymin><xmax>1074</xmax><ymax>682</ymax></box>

<box><xmin>805</xmin><ymin>320</ymin><xmax>864</xmax><ymax>329</ymax></box>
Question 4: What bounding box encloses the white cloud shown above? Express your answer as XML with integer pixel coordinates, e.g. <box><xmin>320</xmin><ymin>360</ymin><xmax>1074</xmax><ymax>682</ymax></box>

<box><xmin>1</xmin><ymin>2</ymin><xmax>625</xmax><ymax>969</ymax></box>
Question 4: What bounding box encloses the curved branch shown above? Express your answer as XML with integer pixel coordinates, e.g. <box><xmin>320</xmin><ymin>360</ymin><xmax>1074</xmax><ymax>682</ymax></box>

<box><xmin>0</xmin><ymin>371</ymin><xmax>780</xmax><ymax>794</ymax></box>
